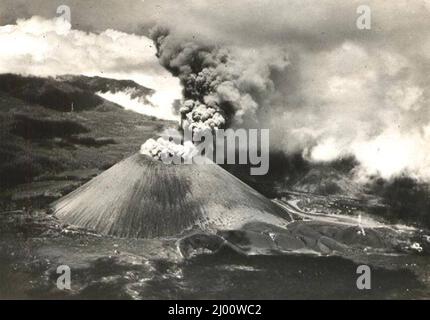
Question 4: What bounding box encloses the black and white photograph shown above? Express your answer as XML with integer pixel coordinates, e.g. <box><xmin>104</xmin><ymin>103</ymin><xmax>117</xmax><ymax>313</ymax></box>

<box><xmin>0</xmin><ymin>0</ymin><xmax>430</xmax><ymax>304</ymax></box>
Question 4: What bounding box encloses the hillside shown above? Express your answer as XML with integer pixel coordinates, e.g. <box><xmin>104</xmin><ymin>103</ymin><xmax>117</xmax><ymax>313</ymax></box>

<box><xmin>292</xmin><ymin>168</ymin><xmax>363</xmax><ymax>197</ymax></box>
<box><xmin>0</xmin><ymin>73</ymin><xmax>174</xmax><ymax>210</ymax></box>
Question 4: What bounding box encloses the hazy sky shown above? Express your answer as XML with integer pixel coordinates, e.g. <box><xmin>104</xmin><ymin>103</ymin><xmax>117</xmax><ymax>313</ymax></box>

<box><xmin>1</xmin><ymin>0</ymin><xmax>430</xmax><ymax>180</ymax></box>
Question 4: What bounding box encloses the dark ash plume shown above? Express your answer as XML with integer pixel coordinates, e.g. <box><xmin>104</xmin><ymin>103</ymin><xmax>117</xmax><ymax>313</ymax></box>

<box><xmin>149</xmin><ymin>26</ymin><xmax>288</xmax><ymax>134</ymax></box>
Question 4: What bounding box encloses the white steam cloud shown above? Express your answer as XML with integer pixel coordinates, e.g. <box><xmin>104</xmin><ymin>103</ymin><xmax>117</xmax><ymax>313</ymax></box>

<box><xmin>97</xmin><ymin>89</ymin><xmax>178</xmax><ymax>121</ymax></box>
<box><xmin>281</xmin><ymin>42</ymin><xmax>430</xmax><ymax>181</ymax></box>
<box><xmin>0</xmin><ymin>16</ymin><xmax>181</xmax><ymax>119</ymax></box>
<box><xmin>140</xmin><ymin>134</ymin><xmax>197</xmax><ymax>163</ymax></box>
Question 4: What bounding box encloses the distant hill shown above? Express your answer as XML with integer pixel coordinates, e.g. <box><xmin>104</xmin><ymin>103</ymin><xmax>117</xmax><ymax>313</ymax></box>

<box><xmin>0</xmin><ymin>73</ymin><xmax>155</xmax><ymax>112</ymax></box>
<box><xmin>292</xmin><ymin>167</ymin><xmax>363</xmax><ymax>197</ymax></box>
<box><xmin>0</xmin><ymin>73</ymin><xmax>103</xmax><ymax>112</ymax></box>
<box><xmin>221</xmin><ymin>152</ymin><xmax>362</xmax><ymax>198</ymax></box>
<box><xmin>57</xmin><ymin>75</ymin><xmax>155</xmax><ymax>104</ymax></box>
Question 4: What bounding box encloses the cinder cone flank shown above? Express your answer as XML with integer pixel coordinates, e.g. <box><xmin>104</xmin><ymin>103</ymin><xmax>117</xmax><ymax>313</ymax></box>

<box><xmin>51</xmin><ymin>153</ymin><xmax>290</xmax><ymax>238</ymax></box>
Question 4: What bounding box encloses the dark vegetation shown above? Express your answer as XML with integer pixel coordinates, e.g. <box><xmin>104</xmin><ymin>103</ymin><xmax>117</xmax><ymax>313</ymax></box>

<box><xmin>12</xmin><ymin>114</ymin><xmax>89</xmax><ymax>139</ymax></box>
<box><xmin>368</xmin><ymin>176</ymin><xmax>430</xmax><ymax>228</ymax></box>
<box><xmin>0</xmin><ymin>74</ymin><xmax>104</xmax><ymax>112</ymax></box>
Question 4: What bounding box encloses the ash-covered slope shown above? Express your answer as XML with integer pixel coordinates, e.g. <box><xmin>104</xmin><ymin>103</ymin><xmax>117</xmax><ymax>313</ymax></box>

<box><xmin>51</xmin><ymin>154</ymin><xmax>290</xmax><ymax>238</ymax></box>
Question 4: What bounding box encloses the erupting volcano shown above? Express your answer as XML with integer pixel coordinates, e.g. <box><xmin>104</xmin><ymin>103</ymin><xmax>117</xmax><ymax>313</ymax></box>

<box><xmin>51</xmin><ymin>153</ymin><xmax>290</xmax><ymax>238</ymax></box>
<box><xmin>50</xmin><ymin>26</ymin><xmax>289</xmax><ymax>238</ymax></box>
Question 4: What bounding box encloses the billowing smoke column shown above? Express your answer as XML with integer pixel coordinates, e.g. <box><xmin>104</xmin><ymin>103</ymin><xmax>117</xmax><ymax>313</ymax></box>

<box><xmin>140</xmin><ymin>26</ymin><xmax>288</xmax><ymax>162</ymax></box>
<box><xmin>149</xmin><ymin>26</ymin><xmax>288</xmax><ymax>134</ymax></box>
<box><xmin>179</xmin><ymin>99</ymin><xmax>225</xmax><ymax>135</ymax></box>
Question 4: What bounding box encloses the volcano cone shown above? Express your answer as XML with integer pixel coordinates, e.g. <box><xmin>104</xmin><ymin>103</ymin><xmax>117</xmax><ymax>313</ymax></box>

<box><xmin>51</xmin><ymin>153</ymin><xmax>290</xmax><ymax>238</ymax></box>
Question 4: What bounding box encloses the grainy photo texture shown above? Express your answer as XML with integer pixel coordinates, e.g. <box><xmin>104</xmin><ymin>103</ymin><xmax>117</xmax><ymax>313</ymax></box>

<box><xmin>0</xmin><ymin>0</ymin><xmax>430</xmax><ymax>300</ymax></box>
